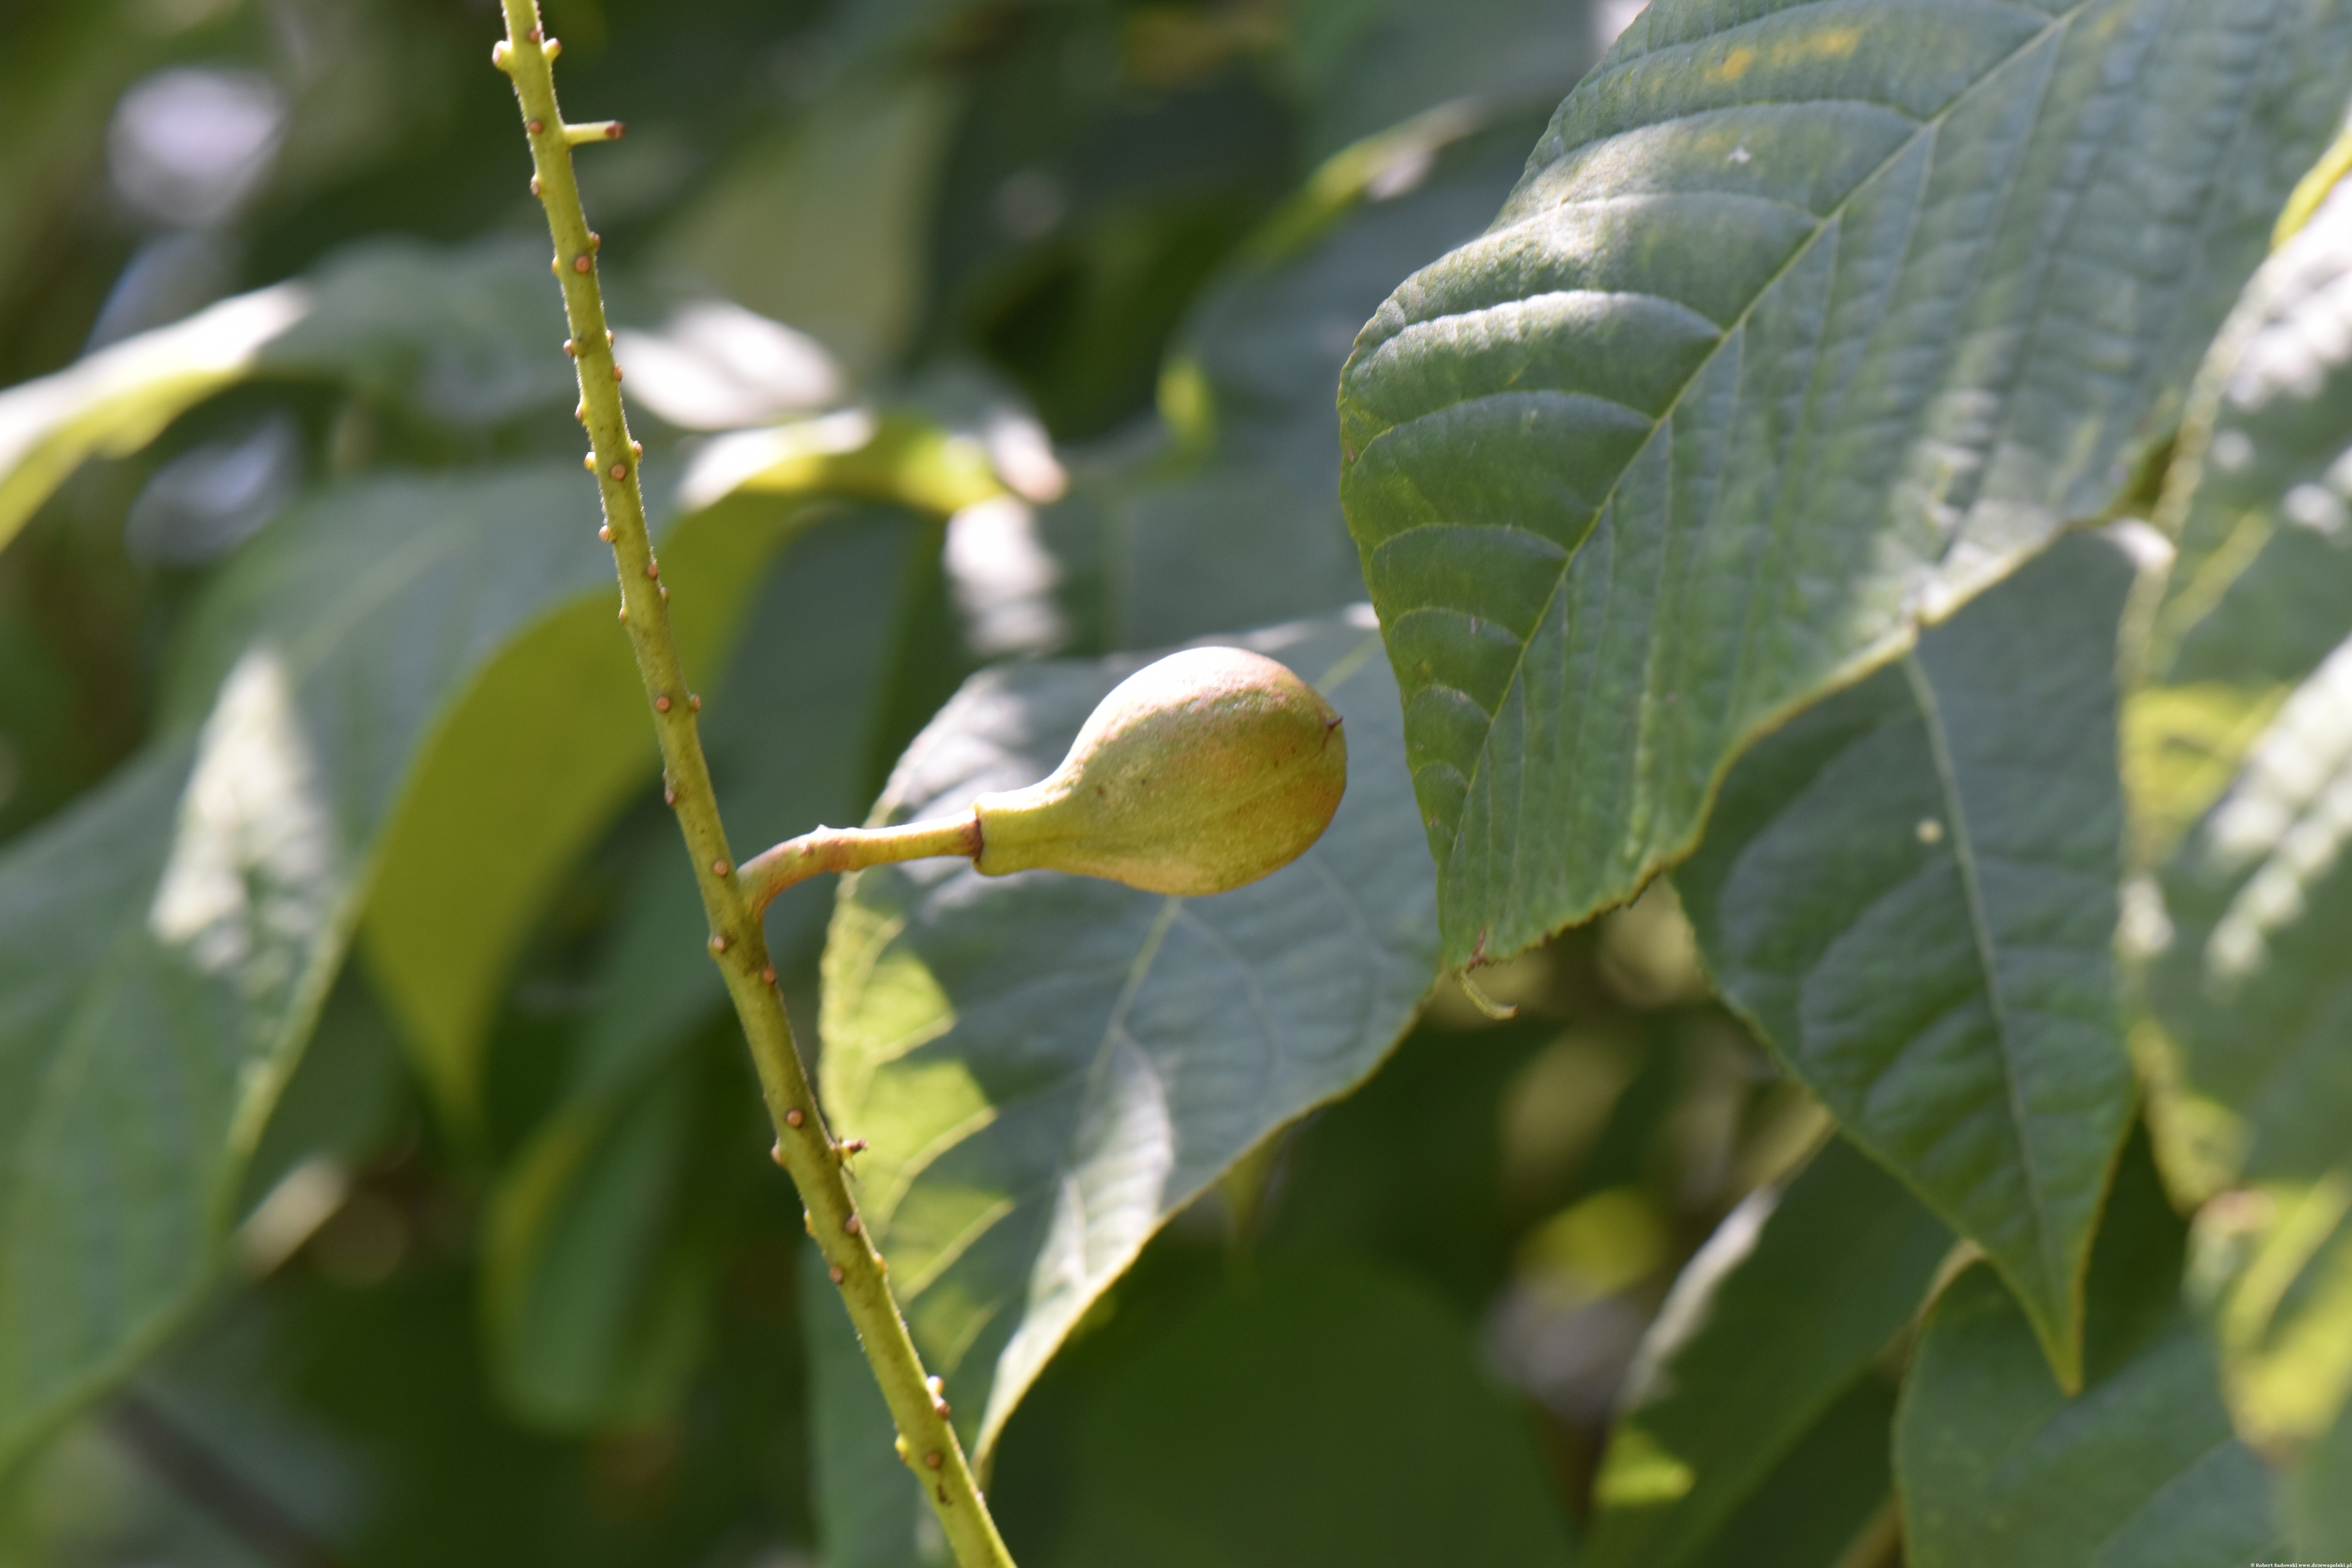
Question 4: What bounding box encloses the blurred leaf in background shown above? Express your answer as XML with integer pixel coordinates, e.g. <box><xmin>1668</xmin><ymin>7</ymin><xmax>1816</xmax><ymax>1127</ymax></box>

<box><xmin>2</xmin><ymin>0</ymin><xmax>2347</xmax><ymax>1564</ymax></box>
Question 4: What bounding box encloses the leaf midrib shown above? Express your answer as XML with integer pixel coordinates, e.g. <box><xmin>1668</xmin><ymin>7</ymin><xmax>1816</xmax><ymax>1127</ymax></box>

<box><xmin>1901</xmin><ymin>653</ymin><xmax>2064</xmax><ymax>1308</ymax></box>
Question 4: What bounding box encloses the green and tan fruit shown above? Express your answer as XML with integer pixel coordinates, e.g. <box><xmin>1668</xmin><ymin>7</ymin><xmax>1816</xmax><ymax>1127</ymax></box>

<box><xmin>972</xmin><ymin>646</ymin><xmax>1347</xmax><ymax>896</ymax></box>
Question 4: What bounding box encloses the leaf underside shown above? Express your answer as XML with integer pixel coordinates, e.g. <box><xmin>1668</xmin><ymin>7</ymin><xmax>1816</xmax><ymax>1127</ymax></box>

<box><xmin>1338</xmin><ymin>0</ymin><xmax>2352</xmax><ymax>969</ymax></box>
<box><xmin>818</xmin><ymin>611</ymin><xmax>1438</xmax><ymax>1459</ymax></box>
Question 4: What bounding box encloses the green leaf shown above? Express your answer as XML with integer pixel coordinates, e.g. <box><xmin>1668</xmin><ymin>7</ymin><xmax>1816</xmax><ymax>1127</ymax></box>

<box><xmin>1013</xmin><ymin>1262</ymin><xmax>1575</xmax><ymax>1568</ymax></box>
<box><xmin>0</xmin><ymin>463</ymin><xmax>611</xmax><ymax>1467</ymax></box>
<box><xmin>355</xmin><ymin>489</ymin><xmax>813</xmax><ymax>1129</ymax></box>
<box><xmin>2125</xmin><ymin>185</ymin><xmax>2352</xmax><ymax>1504</ymax></box>
<box><xmin>1680</xmin><ymin>1376</ymin><xmax>1899</xmax><ymax>1568</ymax></box>
<box><xmin>1338</xmin><ymin>0</ymin><xmax>2352</xmax><ymax>970</ymax></box>
<box><xmin>2291</xmin><ymin>1395</ymin><xmax>2352</xmax><ymax>1555</ymax></box>
<box><xmin>1676</xmin><ymin>533</ymin><xmax>2141</xmax><ymax>1385</ymax></box>
<box><xmin>1588</xmin><ymin>1136</ymin><xmax>1949</xmax><ymax>1568</ymax></box>
<box><xmin>817</xmin><ymin>611</ymin><xmax>1438</xmax><ymax>1459</ymax></box>
<box><xmin>1897</xmin><ymin>1132</ymin><xmax>2287</xmax><ymax>1567</ymax></box>
<box><xmin>2131</xmin><ymin>184</ymin><xmax>2352</xmax><ymax>1198</ymax></box>
<box><xmin>484</xmin><ymin>1043</ymin><xmax>735</xmax><ymax>1432</ymax></box>
<box><xmin>0</xmin><ymin>238</ymin><xmax>582</xmax><ymax>553</ymax></box>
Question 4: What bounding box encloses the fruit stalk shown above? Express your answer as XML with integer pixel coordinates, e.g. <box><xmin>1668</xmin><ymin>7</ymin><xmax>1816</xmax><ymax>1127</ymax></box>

<box><xmin>741</xmin><ymin>816</ymin><xmax>981</xmax><ymax>915</ymax></box>
<box><xmin>491</xmin><ymin>10</ymin><xmax>1016</xmax><ymax>1565</ymax></box>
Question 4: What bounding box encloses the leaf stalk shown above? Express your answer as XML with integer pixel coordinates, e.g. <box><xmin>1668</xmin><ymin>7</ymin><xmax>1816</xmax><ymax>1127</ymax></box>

<box><xmin>492</xmin><ymin>10</ymin><xmax>1017</xmax><ymax>1564</ymax></box>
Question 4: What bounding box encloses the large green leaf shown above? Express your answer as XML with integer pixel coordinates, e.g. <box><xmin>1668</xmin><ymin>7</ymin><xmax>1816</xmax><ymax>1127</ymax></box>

<box><xmin>355</xmin><ymin>490</ymin><xmax>814</xmax><ymax>1129</ymax></box>
<box><xmin>818</xmin><ymin>610</ymin><xmax>1438</xmax><ymax>1459</ymax></box>
<box><xmin>1338</xmin><ymin>0</ymin><xmax>2352</xmax><ymax>969</ymax></box>
<box><xmin>1897</xmin><ymin>1134</ymin><xmax>2285</xmax><ymax>1567</ymax></box>
<box><xmin>2127</xmin><ymin>181</ymin><xmax>2352</xmax><ymax>1513</ymax></box>
<box><xmin>1588</xmin><ymin>1136</ymin><xmax>1949</xmax><ymax>1568</ymax></box>
<box><xmin>1677</xmin><ymin>533</ymin><xmax>2140</xmax><ymax>1383</ymax></box>
<box><xmin>0</xmin><ymin>463</ymin><xmax>610</xmax><ymax>1466</ymax></box>
<box><xmin>2292</xmin><ymin>1396</ymin><xmax>2352</xmax><ymax>1555</ymax></box>
<box><xmin>2132</xmin><ymin>183</ymin><xmax>2352</xmax><ymax>1198</ymax></box>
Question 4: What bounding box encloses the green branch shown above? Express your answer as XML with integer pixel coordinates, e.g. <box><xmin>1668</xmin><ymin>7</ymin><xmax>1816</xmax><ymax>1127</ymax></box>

<box><xmin>491</xmin><ymin>10</ymin><xmax>1017</xmax><ymax>1564</ymax></box>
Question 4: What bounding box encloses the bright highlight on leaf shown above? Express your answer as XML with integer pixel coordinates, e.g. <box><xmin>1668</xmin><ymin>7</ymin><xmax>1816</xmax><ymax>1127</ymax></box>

<box><xmin>819</xmin><ymin>612</ymin><xmax>1436</xmax><ymax>1461</ymax></box>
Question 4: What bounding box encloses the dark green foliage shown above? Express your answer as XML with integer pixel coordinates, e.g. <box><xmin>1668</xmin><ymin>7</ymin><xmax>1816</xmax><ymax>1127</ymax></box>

<box><xmin>2</xmin><ymin>0</ymin><xmax>2348</xmax><ymax>1560</ymax></box>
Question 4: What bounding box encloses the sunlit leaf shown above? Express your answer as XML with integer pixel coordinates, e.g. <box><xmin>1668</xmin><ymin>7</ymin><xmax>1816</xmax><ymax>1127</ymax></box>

<box><xmin>818</xmin><ymin>610</ymin><xmax>1438</xmax><ymax>1459</ymax></box>
<box><xmin>0</xmin><ymin>238</ymin><xmax>579</xmax><ymax>553</ymax></box>
<box><xmin>1898</xmin><ymin>1134</ymin><xmax>2285</xmax><ymax>1567</ymax></box>
<box><xmin>356</xmin><ymin>489</ymin><xmax>811</xmax><ymax>1129</ymax></box>
<box><xmin>2129</xmin><ymin>183</ymin><xmax>2352</xmax><ymax>1515</ymax></box>
<box><xmin>1339</xmin><ymin>0</ymin><xmax>2352</xmax><ymax>969</ymax></box>
<box><xmin>0</xmin><ymin>284</ymin><xmax>307</xmax><ymax>553</ymax></box>
<box><xmin>2132</xmin><ymin>184</ymin><xmax>2352</xmax><ymax>1198</ymax></box>
<box><xmin>1677</xmin><ymin>533</ymin><xmax>2140</xmax><ymax>1384</ymax></box>
<box><xmin>1588</xmin><ymin>1137</ymin><xmax>1949</xmax><ymax>1568</ymax></box>
<box><xmin>0</xmin><ymin>463</ymin><xmax>610</xmax><ymax>1466</ymax></box>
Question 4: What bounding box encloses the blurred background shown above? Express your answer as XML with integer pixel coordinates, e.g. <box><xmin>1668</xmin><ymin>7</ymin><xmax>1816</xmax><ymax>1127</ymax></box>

<box><xmin>0</xmin><ymin>2</ymin><xmax>1851</xmax><ymax>1564</ymax></box>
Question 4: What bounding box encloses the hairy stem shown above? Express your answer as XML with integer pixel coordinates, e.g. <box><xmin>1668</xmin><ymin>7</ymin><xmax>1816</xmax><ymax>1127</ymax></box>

<box><xmin>492</xmin><ymin>11</ymin><xmax>1016</xmax><ymax>1564</ymax></box>
<box><xmin>741</xmin><ymin>814</ymin><xmax>982</xmax><ymax>915</ymax></box>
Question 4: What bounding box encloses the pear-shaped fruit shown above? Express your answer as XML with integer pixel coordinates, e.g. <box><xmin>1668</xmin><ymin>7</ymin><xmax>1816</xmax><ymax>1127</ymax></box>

<box><xmin>972</xmin><ymin>646</ymin><xmax>1346</xmax><ymax>896</ymax></box>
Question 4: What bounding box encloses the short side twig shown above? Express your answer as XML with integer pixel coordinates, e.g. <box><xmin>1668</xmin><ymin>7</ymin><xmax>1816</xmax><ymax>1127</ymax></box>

<box><xmin>492</xmin><ymin>11</ymin><xmax>1015</xmax><ymax>1565</ymax></box>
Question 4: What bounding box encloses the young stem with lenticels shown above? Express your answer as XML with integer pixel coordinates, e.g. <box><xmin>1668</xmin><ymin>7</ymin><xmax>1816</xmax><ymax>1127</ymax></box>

<box><xmin>490</xmin><ymin>9</ymin><xmax>1016</xmax><ymax>1564</ymax></box>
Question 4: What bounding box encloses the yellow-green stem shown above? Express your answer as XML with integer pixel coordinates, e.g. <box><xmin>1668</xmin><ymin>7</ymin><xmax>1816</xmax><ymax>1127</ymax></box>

<box><xmin>741</xmin><ymin>815</ymin><xmax>982</xmax><ymax>915</ymax></box>
<box><xmin>492</xmin><ymin>11</ymin><xmax>1016</xmax><ymax>1564</ymax></box>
